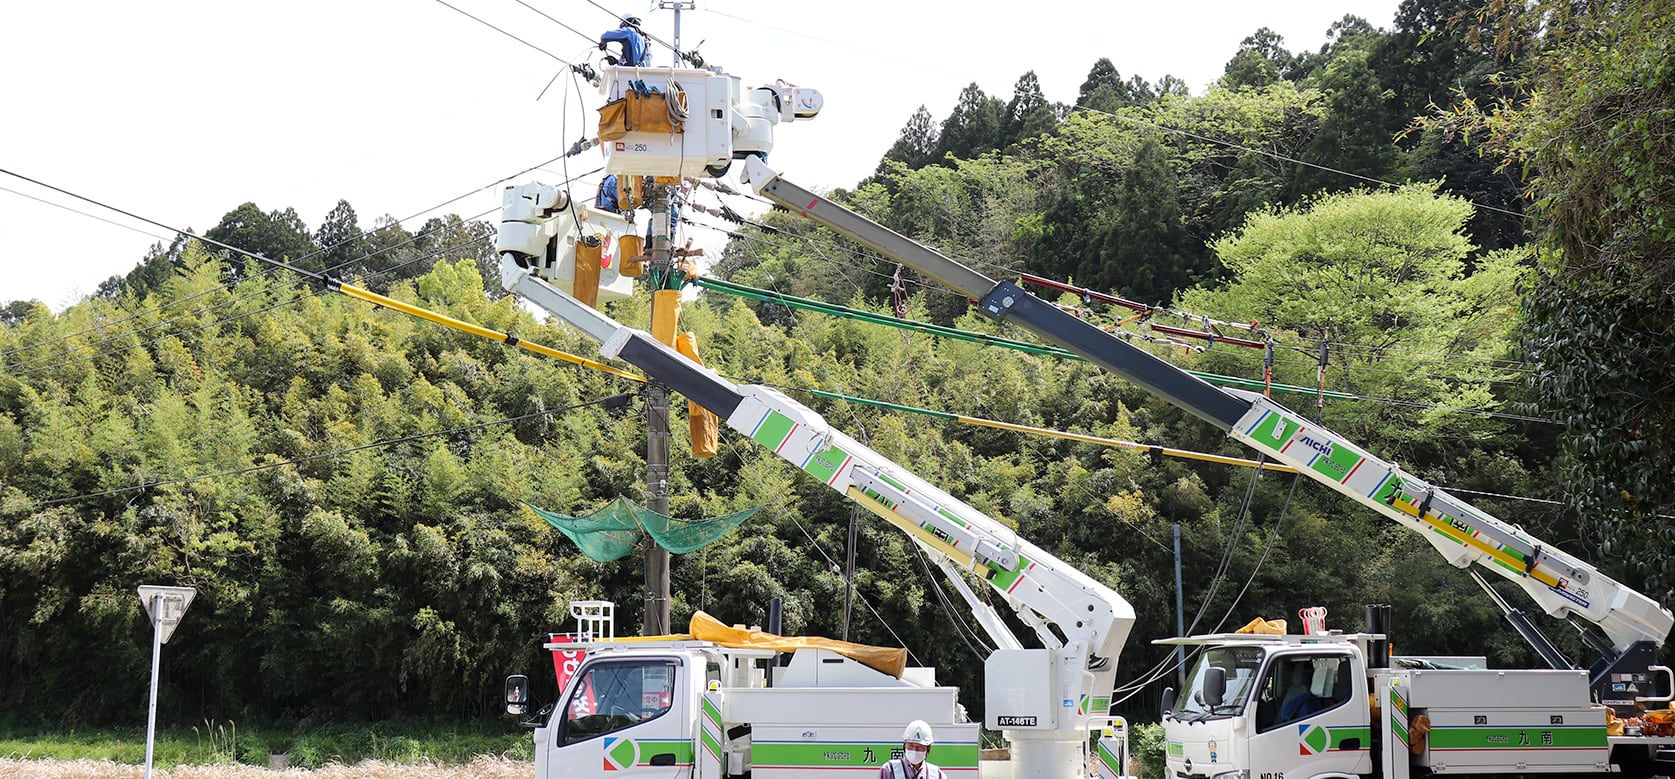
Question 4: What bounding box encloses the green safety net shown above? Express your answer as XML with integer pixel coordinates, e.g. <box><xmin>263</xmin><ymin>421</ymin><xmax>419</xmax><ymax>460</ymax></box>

<box><xmin>526</xmin><ymin>497</ymin><xmax>761</xmax><ymax>562</ymax></box>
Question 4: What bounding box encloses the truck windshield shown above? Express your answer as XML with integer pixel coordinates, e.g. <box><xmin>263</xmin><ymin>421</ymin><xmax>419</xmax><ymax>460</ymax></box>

<box><xmin>1176</xmin><ymin>646</ymin><xmax>1264</xmax><ymax>720</ymax></box>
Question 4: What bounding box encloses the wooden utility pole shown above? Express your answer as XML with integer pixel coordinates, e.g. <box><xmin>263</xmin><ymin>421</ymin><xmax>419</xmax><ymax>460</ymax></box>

<box><xmin>642</xmin><ymin>182</ymin><xmax>675</xmax><ymax>636</ymax></box>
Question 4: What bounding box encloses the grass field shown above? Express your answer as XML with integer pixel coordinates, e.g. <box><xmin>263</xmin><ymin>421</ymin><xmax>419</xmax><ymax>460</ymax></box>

<box><xmin>0</xmin><ymin>756</ymin><xmax>531</xmax><ymax>777</ymax></box>
<box><xmin>0</xmin><ymin>720</ymin><xmax>534</xmax><ymax>776</ymax></box>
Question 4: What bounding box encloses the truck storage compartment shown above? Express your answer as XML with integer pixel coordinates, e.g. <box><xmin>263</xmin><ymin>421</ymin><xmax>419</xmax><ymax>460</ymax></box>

<box><xmin>1406</xmin><ymin>669</ymin><xmax>1609</xmax><ymax>773</ymax></box>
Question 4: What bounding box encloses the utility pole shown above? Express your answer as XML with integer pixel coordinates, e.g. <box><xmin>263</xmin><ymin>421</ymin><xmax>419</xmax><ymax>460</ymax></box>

<box><xmin>1174</xmin><ymin>522</ymin><xmax>1186</xmax><ymax>691</ymax></box>
<box><xmin>642</xmin><ymin>183</ymin><xmax>675</xmax><ymax>636</ymax></box>
<box><xmin>842</xmin><ymin>505</ymin><xmax>858</xmax><ymax>641</ymax></box>
<box><xmin>641</xmin><ymin>2</ymin><xmax>693</xmax><ymax>637</ymax></box>
<box><xmin>658</xmin><ymin>0</ymin><xmax>695</xmax><ymax>66</ymax></box>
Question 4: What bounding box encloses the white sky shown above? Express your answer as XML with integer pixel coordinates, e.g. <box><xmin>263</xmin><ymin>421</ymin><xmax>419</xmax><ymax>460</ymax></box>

<box><xmin>0</xmin><ymin>0</ymin><xmax>1403</xmax><ymax>311</ymax></box>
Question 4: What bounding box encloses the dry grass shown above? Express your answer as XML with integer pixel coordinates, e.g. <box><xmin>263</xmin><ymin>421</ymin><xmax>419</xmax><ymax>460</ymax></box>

<box><xmin>0</xmin><ymin>756</ymin><xmax>533</xmax><ymax>778</ymax></box>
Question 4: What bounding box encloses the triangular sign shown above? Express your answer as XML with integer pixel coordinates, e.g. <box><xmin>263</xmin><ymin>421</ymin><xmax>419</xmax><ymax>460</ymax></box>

<box><xmin>137</xmin><ymin>585</ymin><xmax>196</xmax><ymax>644</ymax></box>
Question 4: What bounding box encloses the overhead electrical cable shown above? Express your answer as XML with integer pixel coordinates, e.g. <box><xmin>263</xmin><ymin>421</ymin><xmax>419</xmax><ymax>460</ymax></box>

<box><xmin>509</xmin><ymin>0</ymin><xmax>600</xmax><ymax>47</ymax></box>
<box><xmin>578</xmin><ymin>0</ymin><xmax>678</xmax><ymax>57</ymax></box>
<box><xmin>0</xmin><ymin>183</ymin><xmax>172</xmax><ymax>244</ymax></box>
<box><xmin>728</xmin><ymin>442</ymin><xmax>921</xmax><ymax>666</ymax></box>
<box><xmin>431</xmin><ymin>0</ymin><xmax>573</xmax><ymax>64</ymax></box>
<box><xmin>0</xmin><ymin>394</ymin><xmax>629</xmax><ymax>514</ymax></box>
<box><xmin>1</xmin><ymin>153</ymin><xmax>573</xmax><ymax>362</ymax></box>
<box><xmin>766</xmin><ymin>382</ymin><xmax>1299</xmax><ymax>478</ymax></box>
<box><xmin>0</xmin><ymin>216</ymin><xmax>488</xmax><ymax>375</ymax></box>
<box><xmin>0</xmin><ymin>168</ymin><xmax>642</xmax><ymax>383</ymax></box>
<box><xmin>1072</xmin><ymin>102</ymin><xmax>1525</xmax><ymax>220</ymax></box>
<box><xmin>695</xmin><ymin>211</ymin><xmax>1534</xmax><ymax>390</ymax></box>
<box><xmin>693</xmin><ymin>275</ymin><xmax>1534</xmax><ymax>411</ymax></box>
<box><xmin>696</xmin><ymin>221</ymin><xmax>1545</xmax><ymax>421</ymax></box>
<box><xmin>2</xmin><ymin>238</ymin><xmax>486</xmax><ymax>380</ymax></box>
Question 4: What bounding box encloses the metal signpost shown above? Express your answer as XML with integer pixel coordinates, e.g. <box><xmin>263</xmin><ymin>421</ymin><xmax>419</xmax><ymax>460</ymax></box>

<box><xmin>137</xmin><ymin>585</ymin><xmax>195</xmax><ymax>779</ymax></box>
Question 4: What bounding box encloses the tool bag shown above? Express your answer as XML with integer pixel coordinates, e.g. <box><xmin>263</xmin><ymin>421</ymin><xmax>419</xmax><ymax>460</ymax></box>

<box><xmin>598</xmin><ymin>85</ymin><xmax>687</xmax><ymax>140</ymax></box>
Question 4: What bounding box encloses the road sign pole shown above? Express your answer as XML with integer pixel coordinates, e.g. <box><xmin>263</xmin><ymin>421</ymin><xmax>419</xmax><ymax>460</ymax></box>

<box><xmin>144</xmin><ymin>593</ymin><xmax>162</xmax><ymax>779</ymax></box>
<box><xmin>136</xmin><ymin>584</ymin><xmax>194</xmax><ymax>779</ymax></box>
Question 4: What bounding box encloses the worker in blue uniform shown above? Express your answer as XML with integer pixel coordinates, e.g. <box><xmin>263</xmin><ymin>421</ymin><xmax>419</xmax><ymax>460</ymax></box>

<box><xmin>599</xmin><ymin>16</ymin><xmax>650</xmax><ymax>67</ymax></box>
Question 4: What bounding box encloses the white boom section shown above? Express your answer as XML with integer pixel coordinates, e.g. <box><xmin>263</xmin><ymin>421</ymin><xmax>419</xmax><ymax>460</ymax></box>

<box><xmin>1229</xmin><ymin>394</ymin><xmax>1673</xmax><ymax>651</ymax></box>
<box><xmin>503</xmin><ymin>260</ymin><xmax>1134</xmax><ymax>754</ymax></box>
<box><xmin>739</xmin><ymin>157</ymin><xmax>1673</xmax><ymax>655</ymax></box>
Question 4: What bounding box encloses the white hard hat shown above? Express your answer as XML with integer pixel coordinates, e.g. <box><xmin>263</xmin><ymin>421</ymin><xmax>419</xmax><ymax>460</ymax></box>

<box><xmin>902</xmin><ymin>720</ymin><xmax>934</xmax><ymax>745</ymax></box>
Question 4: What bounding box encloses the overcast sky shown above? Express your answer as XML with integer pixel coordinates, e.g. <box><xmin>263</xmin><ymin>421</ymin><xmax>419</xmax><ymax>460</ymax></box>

<box><xmin>0</xmin><ymin>0</ymin><xmax>1403</xmax><ymax>311</ymax></box>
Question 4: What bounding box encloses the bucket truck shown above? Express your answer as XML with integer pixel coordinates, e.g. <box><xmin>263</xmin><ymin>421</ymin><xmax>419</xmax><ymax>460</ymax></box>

<box><xmin>493</xmin><ymin>57</ymin><xmax>1672</xmax><ymax>779</ymax></box>
<box><xmin>497</xmin><ymin>65</ymin><xmax>1137</xmax><ymax>776</ymax></box>
<box><xmin>724</xmin><ymin>130</ymin><xmax>1675</xmax><ymax>779</ymax></box>
<box><xmin>724</xmin><ymin>156</ymin><xmax>1675</xmax><ymax>779</ymax></box>
<box><xmin>497</xmin><ymin>180</ymin><xmax>1137</xmax><ymax>778</ymax></box>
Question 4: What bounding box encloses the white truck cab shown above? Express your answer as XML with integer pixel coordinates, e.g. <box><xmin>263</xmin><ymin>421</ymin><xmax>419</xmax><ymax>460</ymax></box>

<box><xmin>508</xmin><ymin>611</ymin><xmax>982</xmax><ymax>779</ymax></box>
<box><xmin>1160</xmin><ymin>633</ymin><xmax>1374</xmax><ymax>779</ymax></box>
<box><xmin>1158</xmin><ymin>624</ymin><xmax>1675</xmax><ymax>779</ymax></box>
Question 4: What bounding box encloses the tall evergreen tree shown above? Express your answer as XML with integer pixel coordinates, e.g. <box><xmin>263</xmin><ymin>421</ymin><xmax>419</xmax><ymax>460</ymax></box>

<box><xmin>1003</xmin><ymin>71</ymin><xmax>1057</xmax><ymax>147</ymax></box>
<box><xmin>204</xmin><ymin>202</ymin><xmax>316</xmax><ymax>278</ymax></box>
<box><xmin>934</xmin><ymin>83</ymin><xmax>1006</xmax><ymax>161</ymax></box>
<box><xmin>877</xmin><ymin>105</ymin><xmax>940</xmax><ymax>172</ymax></box>
<box><xmin>1093</xmin><ymin>137</ymin><xmax>1198</xmax><ymax>303</ymax></box>
<box><xmin>1288</xmin><ymin>45</ymin><xmax>1400</xmax><ymax>198</ymax></box>
<box><xmin>1220</xmin><ymin>27</ymin><xmax>1296</xmax><ymax>89</ymax></box>
<box><xmin>314</xmin><ymin>199</ymin><xmax>369</xmax><ymax>280</ymax></box>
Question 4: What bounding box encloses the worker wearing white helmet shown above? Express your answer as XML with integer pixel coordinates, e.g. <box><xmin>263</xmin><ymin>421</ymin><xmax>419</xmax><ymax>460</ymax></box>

<box><xmin>878</xmin><ymin>719</ymin><xmax>942</xmax><ymax>779</ymax></box>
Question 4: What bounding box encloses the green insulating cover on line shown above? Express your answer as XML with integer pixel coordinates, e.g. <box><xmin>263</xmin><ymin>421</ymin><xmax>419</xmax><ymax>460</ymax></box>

<box><xmin>527</xmin><ymin>497</ymin><xmax>761</xmax><ymax>562</ymax></box>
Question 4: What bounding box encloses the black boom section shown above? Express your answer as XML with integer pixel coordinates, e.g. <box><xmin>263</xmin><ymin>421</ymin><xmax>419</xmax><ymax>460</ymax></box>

<box><xmin>975</xmin><ymin>281</ymin><xmax>1250</xmax><ymax>431</ymax></box>
<box><xmin>616</xmin><ymin>334</ymin><xmax>746</xmax><ymax>419</ymax></box>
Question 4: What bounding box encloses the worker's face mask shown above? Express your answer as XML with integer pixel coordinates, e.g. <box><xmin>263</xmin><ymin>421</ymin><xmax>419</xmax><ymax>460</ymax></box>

<box><xmin>905</xmin><ymin>747</ymin><xmax>928</xmax><ymax>765</ymax></box>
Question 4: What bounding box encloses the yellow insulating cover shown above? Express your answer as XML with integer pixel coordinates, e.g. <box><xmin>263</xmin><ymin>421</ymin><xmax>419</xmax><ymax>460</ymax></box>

<box><xmin>677</xmin><ymin>331</ymin><xmax>720</xmax><ymax>458</ymax></box>
<box><xmin>653</xmin><ymin>175</ymin><xmax>683</xmax><ymax>186</ymax></box>
<box><xmin>621</xmin><ymin>176</ymin><xmax>644</xmax><ymax>211</ymax></box>
<box><xmin>651</xmin><ymin>289</ymin><xmax>681</xmax><ymax>347</ymax></box>
<box><xmin>689</xmin><ymin>611</ymin><xmax>907</xmax><ymax>679</ymax></box>
<box><xmin>619</xmin><ymin>234</ymin><xmax>645</xmax><ymax>278</ymax></box>
<box><xmin>574</xmin><ymin>238</ymin><xmax>603</xmax><ymax>308</ymax></box>
<box><xmin>1234</xmin><ymin>617</ymin><xmax>1288</xmax><ymax>635</ymax></box>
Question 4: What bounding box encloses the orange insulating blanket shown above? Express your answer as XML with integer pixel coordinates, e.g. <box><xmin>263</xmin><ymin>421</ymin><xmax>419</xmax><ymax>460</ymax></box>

<box><xmin>1409</xmin><ymin>713</ymin><xmax>1431</xmax><ymax>755</ymax></box>
<box><xmin>689</xmin><ymin>611</ymin><xmax>907</xmax><ymax>679</ymax></box>
<box><xmin>573</xmin><ymin>239</ymin><xmax>603</xmax><ymax>308</ymax></box>
<box><xmin>652</xmin><ymin>289</ymin><xmax>682</xmax><ymax>347</ymax></box>
<box><xmin>619</xmin><ymin>234</ymin><xmax>645</xmax><ymax>278</ymax></box>
<box><xmin>1235</xmin><ymin>617</ymin><xmax>1288</xmax><ymax>635</ymax></box>
<box><xmin>676</xmin><ymin>332</ymin><xmax>719</xmax><ymax>458</ymax></box>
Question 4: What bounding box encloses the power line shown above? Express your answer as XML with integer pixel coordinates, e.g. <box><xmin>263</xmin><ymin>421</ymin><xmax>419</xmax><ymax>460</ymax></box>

<box><xmin>724</xmin><ymin>441</ymin><xmax>921</xmax><ymax>666</ymax></box>
<box><xmin>0</xmin><ymin>394</ymin><xmax>625</xmax><ymax>514</ymax></box>
<box><xmin>0</xmin><ymin>183</ymin><xmax>172</xmax><ymax>244</ymax></box>
<box><xmin>0</xmin><ymin>156</ymin><xmax>579</xmax><ymax>368</ymax></box>
<box><xmin>1</xmin><ymin>236</ymin><xmax>485</xmax><ymax>380</ymax></box>
<box><xmin>1</xmin><ymin>153</ymin><xmax>572</xmax><ymax>358</ymax></box>
<box><xmin>1073</xmin><ymin>101</ymin><xmax>1526</xmax><ymax>220</ymax></box>
<box><xmin>0</xmin><ymin>217</ymin><xmax>483</xmax><ymax>376</ymax></box>
<box><xmin>509</xmin><ymin>0</ymin><xmax>600</xmax><ymax>47</ymax></box>
<box><xmin>696</xmin><ymin>197</ymin><xmax>1535</xmax><ymax>392</ymax></box>
<box><xmin>578</xmin><ymin>0</ymin><xmax>679</xmax><ymax>58</ymax></box>
<box><xmin>431</xmin><ymin>0</ymin><xmax>573</xmax><ymax>64</ymax></box>
<box><xmin>691</xmin><ymin>266</ymin><xmax>1550</xmax><ymax>422</ymax></box>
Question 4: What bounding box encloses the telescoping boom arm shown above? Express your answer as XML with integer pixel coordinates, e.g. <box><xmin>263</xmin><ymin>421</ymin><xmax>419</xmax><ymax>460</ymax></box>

<box><xmin>737</xmin><ymin>156</ymin><xmax>1673</xmax><ymax>660</ymax></box>
<box><xmin>500</xmin><ymin>253</ymin><xmax>1134</xmax><ymax>755</ymax></box>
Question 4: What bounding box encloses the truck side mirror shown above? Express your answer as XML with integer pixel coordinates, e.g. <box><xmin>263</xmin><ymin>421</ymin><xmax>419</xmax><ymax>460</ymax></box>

<box><xmin>1161</xmin><ymin>687</ymin><xmax>1178</xmax><ymax>716</ymax></box>
<box><xmin>1203</xmin><ymin>667</ymin><xmax>1227</xmax><ymax>708</ymax></box>
<box><xmin>505</xmin><ymin>674</ymin><xmax>530</xmax><ymax>716</ymax></box>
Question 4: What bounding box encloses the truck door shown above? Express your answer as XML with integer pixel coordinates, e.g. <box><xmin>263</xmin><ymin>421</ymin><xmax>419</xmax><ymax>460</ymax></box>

<box><xmin>541</xmin><ymin>657</ymin><xmax>691</xmax><ymax>779</ymax></box>
<box><xmin>1248</xmin><ymin>653</ymin><xmax>1371</xmax><ymax>779</ymax></box>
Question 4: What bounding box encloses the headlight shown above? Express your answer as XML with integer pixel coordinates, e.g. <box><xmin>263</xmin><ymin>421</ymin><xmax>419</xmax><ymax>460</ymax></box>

<box><xmin>1211</xmin><ymin>770</ymin><xmax>1249</xmax><ymax>779</ymax></box>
